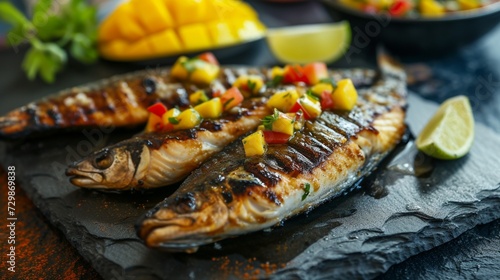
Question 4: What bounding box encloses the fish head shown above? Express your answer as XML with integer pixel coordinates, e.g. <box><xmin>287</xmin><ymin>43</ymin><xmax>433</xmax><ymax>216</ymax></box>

<box><xmin>136</xmin><ymin>190</ymin><xmax>228</xmax><ymax>252</ymax></box>
<box><xmin>66</xmin><ymin>143</ymin><xmax>149</xmax><ymax>190</ymax></box>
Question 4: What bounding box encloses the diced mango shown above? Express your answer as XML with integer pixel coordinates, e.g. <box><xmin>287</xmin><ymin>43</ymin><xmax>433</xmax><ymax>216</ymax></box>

<box><xmin>419</xmin><ymin>0</ymin><xmax>445</xmax><ymax>16</ymax></box>
<box><xmin>267</xmin><ymin>89</ymin><xmax>299</xmax><ymax>112</ymax></box>
<box><xmin>232</xmin><ymin>75</ymin><xmax>264</xmax><ymax>97</ymax></box>
<box><xmin>298</xmin><ymin>95</ymin><xmax>322</xmax><ymax>119</ymax></box>
<box><xmin>127</xmin><ymin>39</ymin><xmax>154</xmax><ymax>59</ymax></box>
<box><xmin>178</xmin><ymin>23</ymin><xmax>213</xmax><ymax>50</ymax></box>
<box><xmin>194</xmin><ymin>97</ymin><xmax>223</xmax><ymax>119</ymax></box>
<box><xmin>162</xmin><ymin>108</ymin><xmax>181</xmax><ymax>125</ymax></box>
<box><xmin>332</xmin><ymin>79</ymin><xmax>358</xmax><ymax>111</ymax></box>
<box><xmin>145</xmin><ymin>113</ymin><xmax>163</xmax><ymax>132</ymax></box>
<box><xmin>272</xmin><ymin>115</ymin><xmax>294</xmax><ymax>135</ymax></box>
<box><xmin>190</xmin><ymin>61</ymin><xmax>220</xmax><ymax>84</ymax></box>
<box><xmin>207</xmin><ymin>21</ymin><xmax>239</xmax><ymax>46</ymax></box>
<box><xmin>171</xmin><ymin>56</ymin><xmax>189</xmax><ymax>80</ymax></box>
<box><xmin>311</xmin><ymin>83</ymin><xmax>334</xmax><ymax>97</ymax></box>
<box><xmin>270</xmin><ymin>66</ymin><xmax>284</xmax><ymax>80</ymax></box>
<box><xmin>131</xmin><ymin>0</ymin><xmax>173</xmax><ymax>34</ymax></box>
<box><xmin>243</xmin><ymin>130</ymin><xmax>267</xmax><ymax>157</ymax></box>
<box><xmin>114</xmin><ymin>3</ymin><xmax>146</xmax><ymax>41</ymax></box>
<box><xmin>190</xmin><ymin>90</ymin><xmax>209</xmax><ymax>105</ymax></box>
<box><xmin>174</xmin><ymin>108</ymin><xmax>203</xmax><ymax>130</ymax></box>
<box><xmin>147</xmin><ymin>29</ymin><xmax>183</xmax><ymax>55</ymax></box>
<box><xmin>169</xmin><ymin>0</ymin><xmax>212</xmax><ymax>26</ymax></box>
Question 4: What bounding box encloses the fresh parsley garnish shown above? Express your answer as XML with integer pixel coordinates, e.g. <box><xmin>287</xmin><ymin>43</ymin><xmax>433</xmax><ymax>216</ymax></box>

<box><xmin>306</xmin><ymin>89</ymin><xmax>320</xmax><ymax>101</ymax></box>
<box><xmin>168</xmin><ymin>117</ymin><xmax>179</xmax><ymax>125</ymax></box>
<box><xmin>223</xmin><ymin>97</ymin><xmax>235</xmax><ymax>109</ymax></box>
<box><xmin>319</xmin><ymin>77</ymin><xmax>338</xmax><ymax>88</ymax></box>
<box><xmin>0</xmin><ymin>0</ymin><xmax>98</xmax><ymax>83</ymax></box>
<box><xmin>267</xmin><ymin>75</ymin><xmax>283</xmax><ymax>87</ymax></box>
<box><xmin>301</xmin><ymin>183</ymin><xmax>311</xmax><ymax>201</ymax></box>
<box><xmin>247</xmin><ymin>80</ymin><xmax>257</xmax><ymax>92</ymax></box>
<box><xmin>262</xmin><ymin>109</ymin><xmax>279</xmax><ymax>130</ymax></box>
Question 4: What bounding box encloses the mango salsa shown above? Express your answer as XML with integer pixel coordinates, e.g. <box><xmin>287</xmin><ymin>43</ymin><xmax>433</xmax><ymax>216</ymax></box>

<box><xmin>173</xmin><ymin>108</ymin><xmax>203</xmax><ymax>130</ymax></box>
<box><xmin>267</xmin><ymin>89</ymin><xmax>299</xmax><ymax>113</ymax></box>
<box><xmin>98</xmin><ymin>0</ymin><xmax>266</xmax><ymax>61</ymax></box>
<box><xmin>194</xmin><ymin>98</ymin><xmax>223</xmax><ymax>119</ymax></box>
<box><xmin>332</xmin><ymin>79</ymin><xmax>358</xmax><ymax>110</ymax></box>
<box><xmin>243</xmin><ymin>130</ymin><xmax>267</xmax><ymax>157</ymax></box>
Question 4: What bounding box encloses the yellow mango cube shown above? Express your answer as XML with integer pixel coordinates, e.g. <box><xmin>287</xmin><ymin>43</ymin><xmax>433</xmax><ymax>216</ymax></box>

<box><xmin>114</xmin><ymin>3</ymin><xmax>146</xmax><ymax>41</ymax></box>
<box><xmin>243</xmin><ymin>130</ymin><xmax>267</xmax><ymax>157</ymax></box>
<box><xmin>169</xmin><ymin>0</ymin><xmax>211</xmax><ymax>26</ymax></box>
<box><xmin>194</xmin><ymin>97</ymin><xmax>223</xmax><ymax>119</ymax></box>
<box><xmin>147</xmin><ymin>29</ymin><xmax>183</xmax><ymax>55</ymax></box>
<box><xmin>145</xmin><ymin>113</ymin><xmax>163</xmax><ymax>132</ymax></box>
<box><xmin>178</xmin><ymin>23</ymin><xmax>213</xmax><ymax>51</ymax></box>
<box><xmin>131</xmin><ymin>0</ymin><xmax>173</xmax><ymax>34</ymax></box>
<box><xmin>299</xmin><ymin>95</ymin><xmax>322</xmax><ymax>119</ymax></box>
<box><xmin>190</xmin><ymin>90</ymin><xmax>209</xmax><ymax>105</ymax></box>
<box><xmin>162</xmin><ymin>108</ymin><xmax>181</xmax><ymax>125</ymax></box>
<box><xmin>127</xmin><ymin>39</ymin><xmax>154</xmax><ymax>60</ymax></box>
<box><xmin>419</xmin><ymin>0</ymin><xmax>445</xmax><ymax>16</ymax></box>
<box><xmin>332</xmin><ymin>79</ymin><xmax>358</xmax><ymax>111</ymax></box>
<box><xmin>207</xmin><ymin>21</ymin><xmax>238</xmax><ymax>46</ymax></box>
<box><xmin>270</xmin><ymin>66</ymin><xmax>284</xmax><ymax>80</ymax></box>
<box><xmin>267</xmin><ymin>89</ymin><xmax>299</xmax><ymax>113</ymax></box>
<box><xmin>272</xmin><ymin>116</ymin><xmax>294</xmax><ymax>135</ymax></box>
<box><xmin>311</xmin><ymin>83</ymin><xmax>334</xmax><ymax>96</ymax></box>
<box><xmin>232</xmin><ymin>75</ymin><xmax>264</xmax><ymax>96</ymax></box>
<box><xmin>458</xmin><ymin>0</ymin><xmax>479</xmax><ymax>10</ymax></box>
<box><xmin>174</xmin><ymin>108</ymin><xmax>202</xmax><ymax>130</ymax></box>
<box><xmin>171</xmin><ymin>56</ymin><xmax>189</xmax><ymax>80</ymax></box>
<box><xmin>190</xmin><ymin>61</ymin><xmax>220</xmax><ymax>84</ymax></box>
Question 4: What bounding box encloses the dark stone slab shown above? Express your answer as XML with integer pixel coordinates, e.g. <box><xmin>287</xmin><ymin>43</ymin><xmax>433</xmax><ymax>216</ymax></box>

<box><xmin>1</xmin><ymin>94</ymin><xmax>499</xmax><ymax>279</ymax></box>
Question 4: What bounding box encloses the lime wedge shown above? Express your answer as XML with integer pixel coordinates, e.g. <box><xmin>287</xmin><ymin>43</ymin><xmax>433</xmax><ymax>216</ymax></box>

<box><xmin>266</xmin><ymin>21</ymin><xmax>351</xmax><ymax>64</ymax></box>
<box><xmin>416</xmin><ymin>95</ymin><xmax>475</xmax><ymax>160</ymax></box>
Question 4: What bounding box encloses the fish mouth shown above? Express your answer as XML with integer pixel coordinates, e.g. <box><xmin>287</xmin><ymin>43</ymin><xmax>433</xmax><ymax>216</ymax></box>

<box><xmin>66</xmin><ymin>167</ymin><xmax>104</xmax><ymax>188</ymax></box>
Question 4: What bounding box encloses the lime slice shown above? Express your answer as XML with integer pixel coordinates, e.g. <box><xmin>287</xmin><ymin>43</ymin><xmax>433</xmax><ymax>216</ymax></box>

<box><xmin>416</xmin><ymin>95</ymin><xmax>475</xmax><ymax>160</ymax></box>
<box><xmin>266</xmin><ymin>21</ymin><xmax>351</xmax><ymax>64</ymax></box>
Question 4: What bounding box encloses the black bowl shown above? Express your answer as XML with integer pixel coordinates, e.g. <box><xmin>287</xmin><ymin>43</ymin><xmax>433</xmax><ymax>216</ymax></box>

<box><xmin>322</xmin><ymin>0</ymin><xmax>500</xmax><ymax>55</ymax></box>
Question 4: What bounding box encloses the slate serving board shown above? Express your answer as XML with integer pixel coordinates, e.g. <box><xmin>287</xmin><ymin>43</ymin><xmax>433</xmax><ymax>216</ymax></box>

<box><xmin>1</xmin><ymin>94</ymin><xmax>499</xmax><ymax>280</ymax></box>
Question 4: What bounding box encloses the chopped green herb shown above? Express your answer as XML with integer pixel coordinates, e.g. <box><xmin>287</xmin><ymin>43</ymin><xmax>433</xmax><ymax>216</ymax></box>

<box><xmin>181</xmin><ymin>58</ymin><xmax>200</xmax><ymax>73</ymax></box>
<box><xmin>168</xmin><ymin>117</ymin><xmax>179</xmax><ymax>125</ymax></box>
<box><xmin>223</xmin><ymin>97</ymin><xmax>235</xmax><ymax>109</ymax></box>
<box><xmin>306</xmin><ymin>89</ymin><xmax>320</xmax><ymax>101</ymax></box>
<box><xmin>262</xmin><ymin>109</ymin><xmax>279</xmax><ymax>130</ymax></box>
<box><xmin>319</xmin><ymin>77</ymin><xmax>338</xmax><ymax>88</ymax></box>
<box><xmin>301</xmin><ymin>183</ymin><xmax>311</xmax><ymax>201</ymax></box>
<box><xmin>247</xmin><ymin>80</ymin><xmax>257</xmax><ymax>92</ymax></box>
<box><xmin>267</xmin><ymin>75</ymin><xmax>283</xmax><ymax>87</ymax></box>
<box><xmin>283</xmin><ymin>92</ymin><xmax>291</xmax><ymax>98</ymax></box>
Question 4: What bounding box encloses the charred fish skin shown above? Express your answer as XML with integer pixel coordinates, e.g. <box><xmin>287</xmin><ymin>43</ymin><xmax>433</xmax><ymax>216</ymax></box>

<box><xmin>136</xmin><ymin>56</ymin><xmax>407</xmax><ymax>252</ymax></box>
<box><xmin>0</xmin><ymin>66</ymin><xmax>377</xmax><ymax>140</ymax></box>
<box><xmin>66</xmin><ymin>97</ymin><xmax>272</xmax><ymax>190</ymax></box>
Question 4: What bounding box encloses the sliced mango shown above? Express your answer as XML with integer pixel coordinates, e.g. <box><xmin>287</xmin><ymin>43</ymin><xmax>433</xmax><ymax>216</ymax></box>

<box><xmin>147</xmin><ymin>29</ymin><xmax>183</xmax><ymax>55</ymax></box>
<box><xmin>207</xmin><ymin>21</ymin><xmax>238</xmax><ymax>46</ymax></box>
<box><xmin>169</xmin><ymin>0</ymin><xmax>212</xmax><ymax>26</ymax></box>
<box><xmin>131</xmin><ymin>0</ymin><xmax>173</xmax><ymax>33</ymax></box>
<box><xmin>178</xmin><ymin>23</ymin><xmax>213</xmax><ymax>50</ymax></box>
<box><xmin>114</xmin><ymin>3</ymin><xmax>146</xmax><ymax>41</ymax></box>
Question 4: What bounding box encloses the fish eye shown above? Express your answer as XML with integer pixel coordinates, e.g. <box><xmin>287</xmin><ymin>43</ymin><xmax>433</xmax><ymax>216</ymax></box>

<box><xmin>93</xmin><ymin>149</ymin><xmax>113</xmax><ymax>170</ymax></box>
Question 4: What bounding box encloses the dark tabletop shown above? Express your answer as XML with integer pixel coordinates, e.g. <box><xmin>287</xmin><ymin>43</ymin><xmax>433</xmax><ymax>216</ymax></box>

<box><xmin>0</xmin><ymin>1</ymin><xmax>499</xmax><ymax>279</ymax></box>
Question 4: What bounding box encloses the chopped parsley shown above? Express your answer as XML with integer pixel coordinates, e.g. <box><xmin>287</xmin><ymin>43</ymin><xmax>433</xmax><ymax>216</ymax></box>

<box><xmin>306</xmin><ymin>89</ymin><xmax>320</xmax><ymax>101</ymax></box>
<box><xmin>223</xmin><ymin>97</ymin><xmax>235</xmax><ymax>109</ymax></box>
<box><xmin>262</xmin><ymin>109</ymin><xmax>279</xmax><ymax>130</ymax></box>
<box><xmin>168</xmin><ymin>117</ymin><xmax>179</xmax><ymax>125</ymax></box>
<box><xmin>319</xmin><ymin>77</ymin><xmax>338</xmax><ymax>88</ymax></box>
<box><xmin>301</xmin><ymin>183</ymin><xmax>311</xmax><ymax>201</ymax></box>
<box><xmin>267</xmin><ymin>75</ymin><xmax>283</xmax><ymax>87</ymax></box>
<box><xmin>247</xmin><ymin>80</ymin><xmax>257</xmax><ymax>92</ymax></box>
<box><xmin>181</xmin><ymin>58</ymin><xmax>202</xmax><ymax>73</ymax></box>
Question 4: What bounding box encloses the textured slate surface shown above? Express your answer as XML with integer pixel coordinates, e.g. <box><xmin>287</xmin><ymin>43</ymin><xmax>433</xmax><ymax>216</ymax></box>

<box><xmin>1</xmin><ymin>94</ymin><xmax>499</xmax><ymax>279</ymax></box>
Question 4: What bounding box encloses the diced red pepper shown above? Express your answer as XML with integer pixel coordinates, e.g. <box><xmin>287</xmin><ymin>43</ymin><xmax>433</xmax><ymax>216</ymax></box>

<box><xmin>212</xmin><ymin>90</ymin><xmax>222</xmax><ymax>98</ymax></box>
<box><xmin>263</xmin><ymin>130</ymin><xmax>290</xmax><ymax>144</ymax></box>
<box><xmin>289</xmin><ymin>101</ymin><xmax>312</xmax><ymax>120</ymax></box>
<box><xmin>197</xmin><ymin>52</ymin><xmax>219</xmax><ymax>65</ymax></box>
<box><xmin>283</xmin><ymin>65</ymin><xmax>309</xmax><ymax>84</ymax></box>
<box><xmin>303</xmin><ymin>62</ymin><xmax>328</xmax><ymax>85</ymax></box>
<box><xmin>320</xmin><ymin>91</ymin><xmax>334</xmax><ymax>110</ymax></box>
<box><xmin>389</xmin><ymin>0</ymin><xmax>412</xmax><ymax>16</ymax></box>
<box><xmin>147</xmin><ymin>102</ymin><xmax>168</xmax><ymax>117</ymax></box>
<box><xmin>220</xmin><ymin>86</ymin><xmax>244</xmax><ymax>110</ymax></box>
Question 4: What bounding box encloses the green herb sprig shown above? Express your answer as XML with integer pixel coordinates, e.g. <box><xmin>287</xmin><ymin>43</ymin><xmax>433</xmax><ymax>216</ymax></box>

<box><xmin>0</xmin><ymin>0</ymin><xmax>98</xmax><ymax>83</ymax></box>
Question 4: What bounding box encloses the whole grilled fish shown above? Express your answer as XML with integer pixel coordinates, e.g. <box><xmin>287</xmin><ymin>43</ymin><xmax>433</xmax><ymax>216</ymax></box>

<box><xmin>64</xmin><ymin>68</ymin><xmax>377</xmax><ymax>190</ymax></box>
<box><xmin>0</xmin><ymin>66</ymin><xmax>376</xmax><ymax>140</ymax></box>
<box><xmin>136</xmin><ymin>55</ymin><xmax>407</xmax><ymax>252</ymax></box>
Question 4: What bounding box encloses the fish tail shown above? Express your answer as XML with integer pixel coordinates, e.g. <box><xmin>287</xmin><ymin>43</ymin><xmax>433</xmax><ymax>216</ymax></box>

<box><xmin>377</xmin><ymin>47</ymin><xmax>406</xmax><ymax>82</ymax></box>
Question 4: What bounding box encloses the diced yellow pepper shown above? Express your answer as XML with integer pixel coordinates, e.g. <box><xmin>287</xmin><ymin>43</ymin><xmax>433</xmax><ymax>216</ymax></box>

<box><xmin>311</xmin><ymin>83</ymin><xmax>334</xmax><ymax>97</ymax></box>
<box><xmin>419</xmin><ymin>0</ymin><xmax>445</xmax><ymax>16</ymax></box>
<box><xmin>190</xmin><ymin>90</ymin><xmax>209</xmax><ymax>105</ymax></box>
<box><xmin>173</xmin><ymin>108</ymin><xmax>202</xmax><ymax>130</ymax></box>
<box><xmin>194</xmin><ymin>98</ymin><xmax>223</xmax><ymax>119</ymax></box>
<box><xmin>272</xmin><ymin>115</ymin><xmax>294</xmax><ymax>135</ymax></box>
<box><xmin>299</xmin><ymin>95</ymin><xmax>322</xmax><ymax>119</ymax></box>
<box><xmin>267</xmin><ymin>89</ymin><xmax>299</xmax><ymax>112</ymax></box>
<box><xmin>458</xmin><ymin>0</ymin><xmax>480</xmax><ymax>10</ymax></box>
<box><xmin>162</xmin><ymin>108</ymin><xmax>181</xmax><ymax>126</ymax></box>
<box><xmin>178</xmin><ymin>23</ymin><xmax>213</xmax><ymax>51</ymax></box>
<box><xmin>332</xmin><ymin>79</ymin><xmax>358</xmax><ymax>111</ymax></box>
<box><xmin>243</xmin><ymin>130</ymin><xmax>267</xmax><ymax>157</ymax></box>
<box><xmin>171</xmin><ymin>56</ymin><xmax>189</xmax><ymax>80</ymax></box>
<box><xmin>190</xmin><ymin>61</ymin><xmax>220</xmax><ymax>84</ymax></box>
<box><xmin>232</xmin><ymin>75</ymin><xmax>264</xmax><ymax>97</ymax></box>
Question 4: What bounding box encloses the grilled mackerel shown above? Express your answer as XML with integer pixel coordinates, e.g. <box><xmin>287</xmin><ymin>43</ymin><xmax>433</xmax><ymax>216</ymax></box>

<box><xmin>136</xmin><ymin>55</ymin><xmax>407</xmax><ymax>252</ymax></box>
<box><xmin>65</xmin><ymin>69</ymin><xmax>377</xmax><ymax>190</ymax></box>
<box><xmin>0</xmin><ymin>67</ymin><xmax>375</xmax><ymax>140</ymax></box>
